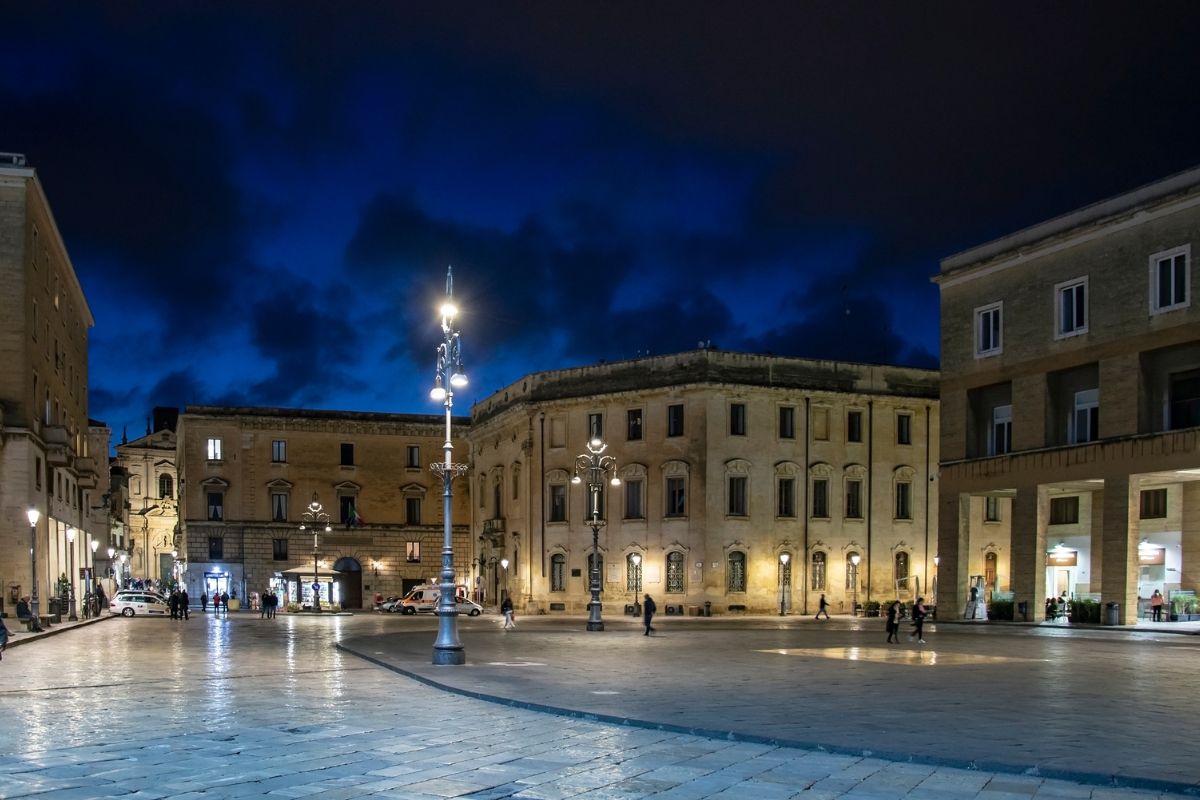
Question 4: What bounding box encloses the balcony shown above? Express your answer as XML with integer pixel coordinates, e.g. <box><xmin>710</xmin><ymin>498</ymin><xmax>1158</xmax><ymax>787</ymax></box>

<box><xmin>43</xmin><ymin>425</ymin><xmax>71</xmax><ymax>466</ymax></box>
<box><xmin>75</xmin><ymin>456</ymin><xmax>98</xmax><ymax>488</ymax></box>
<box><xmin>482</xmin><ymin>518</ymin><xmax>505</xmax><ymax>542</ymax></box>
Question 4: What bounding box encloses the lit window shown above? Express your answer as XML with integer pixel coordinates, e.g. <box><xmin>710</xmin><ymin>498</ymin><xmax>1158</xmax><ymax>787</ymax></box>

<box><xmin>206</xmin><ymin>438</ymin><xmax>222</xmax><ymax>461</ymax></box>
<box><xmin>811</xmin><ymin>551</ymin><xmax>827</xmax><ymax>591</ymax></box>
<box><xmin>727</xmin><ymin>552</ymin><xmax>746</xmax><ymax>592</ymax></box>
<box><xmin>666</xmin><ymin>552</ymin><xmax>686</xmax><ymax>593</ymax></box>
<box><xmin>406</xmin><ymin>541</ymin><xmax>421</xmax><ymax>562</ymax></box>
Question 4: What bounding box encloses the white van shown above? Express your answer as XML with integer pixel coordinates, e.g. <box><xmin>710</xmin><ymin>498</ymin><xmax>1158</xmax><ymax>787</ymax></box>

<box><xmin>398</xmin><ymin>584</ymin><xmax>482</xmax><ymax>616</ymax></box>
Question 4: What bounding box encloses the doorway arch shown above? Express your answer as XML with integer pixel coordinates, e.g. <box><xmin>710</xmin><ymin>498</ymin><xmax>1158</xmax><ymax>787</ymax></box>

<box><xmin>333</xmin><ymin>557</ymin><xmax>363</xmax><ymax>609</ymax></box>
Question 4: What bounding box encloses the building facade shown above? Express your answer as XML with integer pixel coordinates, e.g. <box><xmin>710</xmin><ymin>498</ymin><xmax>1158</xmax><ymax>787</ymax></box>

<box><xmin>112</xmin><ymin>408</ymin><xmax>180</xmax><ymax>584</ymax></box>
<box><xmin>935</xmin><ymin>166</ymin><xmax>1200</xmax><ymax>623</ymax></box>
<box><xmin>0</xmin><ymin>154</ymin><xmax>102</xmax><ymax>618</ymax></box>
<box><xmin>176</xmin><ymin>406</ymin><xmax>470</xmax><ymax>609</ymax></box>
<box><xmin>468</xmin><ymin>349</ymin><xmax>940</xmax><ymax>616</ymax></box>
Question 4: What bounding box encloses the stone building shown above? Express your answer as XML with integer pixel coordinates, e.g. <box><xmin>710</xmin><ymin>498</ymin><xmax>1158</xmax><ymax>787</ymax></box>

<box><xmin>468</xmin><ymin>348</ymin><xmax>939</xmax><ymax>616</ymax></box>
<box><xmin>934</xmin><ymin>165</ymin><xmax>1200</xmax><ymax>623</ymax></box>
<box><xmin>112</xmin><ymin>408</ymin><xmax>180</xmax><ymax>584</ymax></box>
<box><xmin>0</xmin><ymin>153</ymin><xmax>102</xmax><ymax>618</ymax></box>
<box><xmin>175</xmin><ymin>406</ymin><xmax>470</xmax><ymax>609</ymax></box>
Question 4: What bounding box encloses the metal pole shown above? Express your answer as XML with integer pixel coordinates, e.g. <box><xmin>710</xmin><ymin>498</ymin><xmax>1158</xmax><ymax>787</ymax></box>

<box><xmin>30</xmin><ymin>519</ymin><xmax>41</xmax><ymax>630</ymax></box>
<box><xmin>587</xmin><ymin>517</ymin><xmax>603</xmax><ymax>631</ymax></box>
<box><xmin>68</xmin><ymin>532</ymin><xmax>78</xmax><ymax>621</ymax></box>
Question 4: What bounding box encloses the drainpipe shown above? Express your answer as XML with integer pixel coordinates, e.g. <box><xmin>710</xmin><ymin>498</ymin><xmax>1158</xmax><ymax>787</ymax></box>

<box><xmin>924</xmin><ymin>404</ymin><xmax>931</xmax><ymax>603</ymax></box>
<box><xmin>803</xmin><ymin>396</ymin><xmax>810</xmax><ymax>615</ymax></box>
<box><xmin>866</xmin><ymin>400</ymin><xmax>873</xmax><ymax>606</ymax></box>
<box><xmin>539</xmin><ymin>412</ymin><xmax>546</xmax><ymax>579</ymax></box>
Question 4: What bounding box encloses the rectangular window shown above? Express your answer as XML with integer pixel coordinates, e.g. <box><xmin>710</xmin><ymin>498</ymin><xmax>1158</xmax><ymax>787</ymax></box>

<box><xmin>989</xmin><ymin>405</ymin><xmax>1012</xmax><ymax>456</ymax></box>
<box><xmin>206</xmin><ymin>437</ymin><xmax>222</xmax><ymax>461</ymax></box>
<box><xmin>1140</xmin><ymin>488</ymin><xmax>1167</xmax><ymax>519</ymax></box>
<box><xmin>207</xmin><ymin>492</ymin><xmax>224</xmax><ymax>521</ymax></box>
<box><xmin>845</xmin><ymin>479</ymin><xmax>862</xmax><ymax>519</ymax></box>
<box><xmin>975</xmin><ymin>302</ymin><xmax>1003</xmax><ymax>357</ymax></box>
<box><xmin>666</xmin><ymin>553</ymin><xmax>686</xmax><ymax>593</ymax></box>
<box><xmin>1056</xmin><ymin>277</ymin><xmax>1088</xmax><ymax>337</ymax></box>
<box><xmin>895</xmin><ymin>482</ymin><xmax>912</xmax><ymax>520</ymax></box>
<box><xmin>588</xmin><ymin>412</ymin><xmax>603</xmax><ymax>439</ymax></box>
<box><xmin>812</xmin><ymin>478</ymin><xmax>829</xmax><ymax>518</ymax></box>
<box><xmin>406</xmin><ymin>445</ymin><xmax>420</xmax><ymax>468</ymax></box>
<box><xmin>897</xmin><ymin>413</ymin><xmax>912</xmax><ymax>445</ymax></box>
<box><xmin>777</xmin><ymin>477</ymin><xmax>796</xmax><ymax>517</ymax></box>
<box><xmin>624</xmin><ymin>478</ymin><xmax>644</xmax><ymax>519</ymax></box>
<box><xmin>405</xmin><ymin>497</ymin><xmax>421</xmax><ymax>525</ymax></box>
<box><xmin>728</xmin><ymin>475</ymin><xmax>747</xmax><ymax>515</ymax></box>
<box><xmin>271</xmin><ymin>492</ymin><xmax>287</xmax><ymax>522</ymax></box>
<box><xmin>730</xmin><ymin>403</ymin><xmax>746</xmax><ymax>436</ymax></box>
<box><xmin>779</xmin><ymin>406</ymin><xmax>795</xmax><ymax>439</ymax></box>
<box><xmin>985</xmin><ymin>496</ymin><xmax>1001</xmax><ymax>522</ymax></box>
<box><xmin>271</xmin><ymin>439</ymin><xmax>286</xmax><ymax>463</ymax></box>
<box><xmin>1169</xmin><ymin>369</ymin><xmax>1200</xmax><ymax>430</ymax></box>
<box><xmin>1151</xmin><ymin>245</ymin><xmax>1190</xmax><ymax>313</ymax></box>
<box><xmin>339</xmin><ymin>496</ymin><xmax>356</xmax><ymax>523</ymax></box>
<box><xmin>626</xmin><ymin>409</ymin><xmax>643</xmax><ymax>441</ymax></box>
<box><xmin>208</xmin><ymin>537</ymin><xmax>223</xmax><ymax>560</ymax></box>
<box><xmin>1071</xmin><ymin>389</ymin><xmax>1099</xmax><ymax>444</ymax></box>
<box><xmin>340</xmin><ymin>442</ymin><xmax>355</xmax><ymax>466</ymax></box>
<box><xmin>847</xmin><ymin>410</ymin><xmax>863</xmax><ymax>443</ymax></box>
<box><xmin>551</xmin><ymin>555</ymin><xmax>565</xmax><ymax>591</ymax></box>
<box><xmin>667</xmin><ymin>404</ymin><xmax>684</xmax><ymax>437</ymax></box>
<box><xmin>272</xmin><ymin>538</ymin><xmax>288</xmax><ymax>561</ymax></box>
<box><xmin>406</xmin><ymin>541</ymin><xmax>421</xmax><ymax>562</ymax></box>
<box><xmin>35</xmin><ymin>457</ymin><xmax>42</xmax><ymax>490</ymax></box>
<box><xmin>549</xmin><ymin>484</ymin><xmax>567</xmax><ymax>522</ymax></box>
<box><xmin>813</xmin><ymin>407</ymin><xmax>830</xmax><ymax>440</ymax></box>
<box><xmin>1050</xmin><ymin>496</ymin><xmax>1080</xmax><ymax>525</ymax></box>
<box><xmin>666</xmin><ymin>476</ymin><xmax>686</xmax><ymax>517</ymax></box>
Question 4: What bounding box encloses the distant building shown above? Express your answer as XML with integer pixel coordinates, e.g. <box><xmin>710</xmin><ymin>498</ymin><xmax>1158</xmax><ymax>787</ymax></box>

<box><xmin>0</xmin><ymin>155</ymin><xmax>102</xmax><ymax>616</ymax></box>
<box><xmin>175</xmin><ymin>406</ymin><xmax>469</xmax><ymax>609</ymax></box>
<box><xmin>934</xmin><ymin>165</ymin><xmax>1200</xmax><ymax>623</ymax></box>
<box><xmin>112</xmin><ymin>409</ymin><xmax>180</xmax><ymax>584</ymax></box>
<box><xmin>469</xmin><ymin>348</ymin><xmax>939</xmax><ymax>616</ymax></box>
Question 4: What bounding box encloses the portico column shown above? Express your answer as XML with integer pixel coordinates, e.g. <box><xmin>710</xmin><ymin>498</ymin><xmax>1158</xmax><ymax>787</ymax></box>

<box><xmin>936</xmin><ymin>491</ymin><xmax>971</xmax><ymax>618</ymax></box>
<box><xmin>1010</xmin><ymin>485</ymin><xmax>1048</xmax><ymax>622</ymax></box>
<box><xmin>1101</xmin><ymin>475</ymin><xmax>1138</xmax><ymax>625</ymax></box>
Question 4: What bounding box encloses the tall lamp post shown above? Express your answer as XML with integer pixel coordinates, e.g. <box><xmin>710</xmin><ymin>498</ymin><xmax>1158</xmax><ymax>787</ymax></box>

<box><xmin>89</xmin><ymin>537</ymin><xmax>99</xmax><ymax>612</ymax></box>
<box><xmin>107</xmin><ymin>547</ymin><xmax>115</xmax><ymax>580</ymax></box>
<box><xmin>779</xmin><ymin>552</ymin><xmax>791</xmax><ymax>617</ymax></box>
<box><xmin>500</xmin><ymin>558</ymin><xmax>509</xmax><ymax>602</ymax></box>
<box><xmin>850</xmin><ymin>553</ymin><xmax>861</xmax><ymax>616</ymax></box>
<box><xmin>26</xmin><ymin>509</ymin><xmax>41</xmax><ymax>630</ymax></box>
<box><xmin>572</xmin><ymin>437</ymin><xmax>620</xmax><ymax>632</ymax></box>
<box><xmin>429</xmin><ymin>266</ymin><xmax>469</xmax><ymax>666</ymax></box>
<box><xmin>300</xmin><ymin>493</ymin><xmax>332</xmax><ymax>612</ymax></box>
<box><xmin>66</xmin><ymin>527</ymin><xmax>78</xmax><ymax>621</ymax></box>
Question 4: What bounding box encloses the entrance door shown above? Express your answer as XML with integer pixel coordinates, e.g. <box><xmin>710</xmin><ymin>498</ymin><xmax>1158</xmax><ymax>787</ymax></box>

<box><xmin>333</xmin><ymin>557</ymin><xmax>363</xmax><ymax>609</ymax></box>
<box><xmin>204</xmin><ymin>572</ymin><xmax>230</xmax><ymax>599</ymax></box>
<box><xmin>1056</xmin><ymin>569</ymin><xmax>1071</xmax><ymax>597</ymax></box>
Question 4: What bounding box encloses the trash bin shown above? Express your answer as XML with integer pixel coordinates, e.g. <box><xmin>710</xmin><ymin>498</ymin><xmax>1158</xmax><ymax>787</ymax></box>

<box><xmin>1104</xmin><ymin>602</ymin><xmax>1120</xmax><ymax>626</ymax></box>
<box><xmin>703</xmin><ymin>601</ymin><xmax>712</xmax><ymax>617</ymax></box>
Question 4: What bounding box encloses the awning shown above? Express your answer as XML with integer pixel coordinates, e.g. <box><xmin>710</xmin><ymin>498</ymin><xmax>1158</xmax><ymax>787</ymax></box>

<box><xmin>279</xmin><ymin>567</ymin><xmax>342</xmax><ymax>578</ymax></box>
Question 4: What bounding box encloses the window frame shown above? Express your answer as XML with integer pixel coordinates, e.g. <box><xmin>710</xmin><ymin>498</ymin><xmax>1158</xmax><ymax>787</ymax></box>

<box><xmin>729</xmin><ymin>402</ymin><xmax>747</xmax><ymax>436</ymax></box>
<box><xmin>406</xmin><ymin>445</ymin><xmax>420</xmax><ymax>468</ymax></box>
<box><xmin>895</xmin><ymin>481</ymin><xmax>912</xmax><ymax>520</ymax></box>
<box><xmin>985</xmin><ymin>495</ymin><xmax>1002</xmax><ymax>523</ymax></box>
<box><xmin>550</xmin><ymin>553</ymin><xmax>566</xmax><ymax>592</ymax></box>
<box><xmin>207</xmin><ymin>491</ymin><xmax>224</xmax><ymax>522</ymax></box>
<box><xmin>1070</xmin><ymin>388</ymin><xmax>1099</xmax><ymax>444</ymax></box>
<box><xmin>666</xmin><ymin>551</ymin><xmax>686</xmax><ymax>594</ymax></box>
<box><xmin>208</xmin><ymin>536</ymin><xmax>224</xmax><ymax>560</ymax></box>
<box><xmin>896</xmin><ymin>413</ymin><xmax>912</xmax><ymax>446</ymax></box>
<box><xmin>975</xmin><ymin>301</ymin><xmax>1003</xmax><ymax>358</ymax></box>
<box><xmin>665</xmin><ymin>475</ymin><xmax>686</xmax><ymax>517</ymax></box>
<box><xmin>847</xmin><ymin>410</ymin><xmax>863</xmax><ymax>443</ymax></box>
<box><xmin>548</xmin><ymin>484</ymin><xmax>567</xmax><ymax>522</ymax></box>
<box><xmin>779</xmin><ymin>406</ymin><xmax>796</xmax><ymax>439</ymax></box>
<box><xmin>1140</xmin><ymin>488</ymin><xmax>1167</xmax><ymax>519</ymax></box>
<box><xmin>727</xmin><ymin>475</ymin><xmax>748</xmax><ymax>516</ymax></box>
<box><xmin>626</xmin><ymin>408</ymin><xmax>643</xmax><ymax>441</ymax></box>
<box><xmin>667</xmin><ymin>404</ymin><xmax>685</xmax><ymax>437</ymax></box>
<box><xmin>405</xmin><ymin>496</ymin><xmax>422</xmax><ymax>525</ymax></box>
<box><xmin>1150</xmin><ymin>244</ymin><xmax>1191</xmax><ymax>315</ymax></box>
<box><xmin>271</xmin><ymin>491</ymin><xmax>288</xmax><ymax>523</ymax></box>
<box><xmin>624</xmin><ymin>478</ymin><xmax>645</xmax><ymax>520</ymax></box>
<box><xmin>989</xmin><ymin>404</ymin><xmax>1013</xmax><ymax>456</ymax></box>
<box><xmin>406</xmin><ymin>541</ymin><xmax>421</xmax><ymax>563</ymax></box>
<box><xmin>811</xmin><ymin>551</ymin><xmax>827</xmax><ymax>591</ymax></box>
<box><xmin>777</xmin><ymin>476</ymin><xmax>796</xmax><ymax>518</ymax></box>
<box><xmin>340</xmin><ymin>442</ymin><xmax>355</xmax><ymax>466</ymax></box>
<box><xmin>811</xmin><ymin>477</ymin><xmax>829</xmax><ymax>519</ymax></box>
<box><xmin>727</xmin><ymin>551</ymin><xmax>747</xmax><ymax>593</ymax></box>
<box><xmin>206</xmin><ymin>437</ymin><xmax>223</xmax><ymax>461</ymax></box>
<box><xmin>271</xmin><ymin>439</ymin><xmax>287</xmax><ymax>463</ymax></box>
<box><xmin>588</xmin><ymin>412</ymin><xmax>603</xmax><ymax>439</ymax></box>
<box><xmin>1054</xmin><ymin>276</ymin><xmax>1089</xmax><ymax>339</ymax></box>
<box><xmin>1049</xmin><ymin>495</ymin><xmax>1080</xmax><ymax>525</ymax></box>
<box><xmin>845</xmin><ymin>478</ymin><xmax>863</xmax><ymax>520</ymax></box>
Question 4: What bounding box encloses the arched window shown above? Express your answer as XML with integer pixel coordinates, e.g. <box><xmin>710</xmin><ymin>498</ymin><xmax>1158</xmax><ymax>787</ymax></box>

<box><xmin>846</xmin><ymin>552</ymin><xmax>861</xmax><ymax>590</ymax></box>
<box><xmin>666</xmin><ymin>552</ymin><xmax>686</xmax><ymax>593</ymax></box>
<box><xmin>811</xmin><ymin>551</ymin><xmax>827</xmax><ymax>591</ymax></box>
<box><xmin>626</xmin><ymin>553</ymin><xmax>642</xmax><ymax>592</ymax></box>
<box><xmin>550</xmin><ymin>554</ymin><xmax>566</xmax><ymax>592</ymax></box>
<box><xmin>159</xmin><ymin>474</ymin><xmax>173</xmax><ymax>499</ymax></box>
<box><xmin>727</xmin><ymin>551</ymin><xmax>746</xmax><ymax>592</ymax></box>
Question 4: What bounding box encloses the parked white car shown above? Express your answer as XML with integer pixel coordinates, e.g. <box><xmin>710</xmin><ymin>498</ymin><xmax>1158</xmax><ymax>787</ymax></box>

<box><xmin>109</xmin><ymin>591</ymin><xmax>170</xmax><ymax>617</ymax></box>
<box><xmin>399</xmin><ymin>586</ymin><xmax>483</xmax><ymax>616</ymax></box>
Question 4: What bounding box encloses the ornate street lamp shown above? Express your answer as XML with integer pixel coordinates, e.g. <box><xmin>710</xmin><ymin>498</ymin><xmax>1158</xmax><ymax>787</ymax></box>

<box><xmin>429</xmin><ymin>266</ymin><xmax>469</xmax><ymax>666</ymax></box>
<box><xmin>850</xmin><ymin>552</ymin><xmax>861</xmax><ymax>616</ymax></box>
<box><xmin>299</xmin><ymin>493</ymin><xmax>332</xmax><ymax>612</ymax></box>
<box><xmin>572</xmin><ymin>437</ymin><xmax>620</xmax><ymax>631</ymax></box>
<box><xmin>66</xmin><ymin>527</ymin><xmax>78</xmax><ymax>621</ymax></box>
<box><xmin>107</xmin><ymin>546</ymin><xmax>115</xmax><ymax>580</ymax></box>
<box><xmin>631</xmin><ymin>552</ymin><xmax>642</xmax><ymax>615</ymax></box>
<box><xmin>26</xmin><ymin>509</ymin><xmax>42</xmax><ymax>631</ymax></box>
<box><xmin>500</xmin><ymin>557</ymin><xmax>509</xmax><ymax>602</ymax></box>
<box><xmin>779</xmin><ymin>552</ymin><xmax>791</xmax><ymax>617</ymax></box>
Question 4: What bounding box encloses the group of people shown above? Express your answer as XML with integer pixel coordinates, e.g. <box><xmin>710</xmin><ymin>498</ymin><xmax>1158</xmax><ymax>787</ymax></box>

<box><xmin>200</xmin><ymin>590</ymin><xmax>231</xmax><ymax>614</ymax></box>
<box><xmin>259</xmin><ymin>590</ymin><xmax>281</xmax><ymax>619</ymax></box>
<box><xmin>885</xmin><ymin>597</ymin><xmax>928</xmax><ymax>643</ymax></box>
<box><xmin>168</xmin><ymin>589</ymin><xmax>190</xmax><ymax>620</ymax></box>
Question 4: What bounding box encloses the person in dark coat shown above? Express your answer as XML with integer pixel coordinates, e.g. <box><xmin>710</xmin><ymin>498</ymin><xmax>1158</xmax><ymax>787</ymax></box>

<box><xmin>909</xmin><ymin>597</ymin><xmax>928</xmax><ymax>644</ymax></box>
<box><xmin>815</xmin><ymin>593</ymin><xmax>830</xmax><ymax>620</ymax></box>
<box><xmin>642</xmin><ymin>594</ymin><xmax>657</xmax><ymax>635</ymax></box>
<box><xmin>200</xmin><ymin>591</ymin><xmax>208</xmax><ymax>612</ymax></box>
<box><xmin>886</xmin><ymin>600</ymin><xmax>902</xmax><ymax>643</ymax></box>
<box><xmin>169</xmin><ymin>591</ymin><xmax>179</xmax><ymax>620</ymax></box>
<box><xmin>179</xmin><ymin>589</ymin><xmax>190</xmax><ymax>620</ymax></box>
<box><xmin>220</xmin><ymin>591</ymin><xmax>229</xmax><ymax>614</ymax></box>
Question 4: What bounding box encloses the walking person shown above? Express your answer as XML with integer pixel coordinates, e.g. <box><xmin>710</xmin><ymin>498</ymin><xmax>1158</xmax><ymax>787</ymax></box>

<box><xmin>501</xmin><ymin>596</ymin><xmax>515</xmax><ymax>629</ymax></box>
<box><xmin>886</xmin><ymin>599</ymin><xmax>902</xmax><ymax>643</ymax></box>
<box><xmin>179</xmin><ymin>588</ymin><xmax>190</xmax><ymax>620</ymax></box>
<box><xmin>642</xmin><ymin>593</ymin><xmax>657</xmax><ymax>635</ymax></box>
<box><xmin>815</xmin><ymin>593</ymin><xmax>830</xmax><ymax>620</ymax></box>
<box><xmin>220</xmin><ymin>591</ymin><xmax>229</xmax><ymax>615</ymax></box>
<box><xmin>260</xmin><ymin>590</ymin><xmax>269</xmax><ymax>619</ymax></box>
<box><xmin>909</xmin><ymin>596</ymin><xmax>928</xmax><ymax>644</ymax></box>
<box><xmin>200</xmin><ymin>591</ymin><xmax>208</xmax><ymax>613</ymax></box>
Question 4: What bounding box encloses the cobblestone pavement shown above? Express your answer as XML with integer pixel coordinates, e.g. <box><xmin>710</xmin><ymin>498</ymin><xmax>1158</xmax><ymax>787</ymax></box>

<box><xmin>0</xmin><ymin>612</ymin><xmax>1191</xmax><ymax>799</ymax></box>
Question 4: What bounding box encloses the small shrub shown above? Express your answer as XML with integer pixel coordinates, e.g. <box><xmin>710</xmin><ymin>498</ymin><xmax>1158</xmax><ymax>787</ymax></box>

<box><xmin>286</xmin><ymin>603</ymin><xmax>300</xmax><ymax>613</ymax></box>
<box><xmin>988</xmin><ymin>599</ymin><xmax>1014</xmax><ymax>621</ymax></box>
<box><xmin>1069</xmin><ymin>599</ymin><xmax>1102</xmax><ymax>624</ymax></box>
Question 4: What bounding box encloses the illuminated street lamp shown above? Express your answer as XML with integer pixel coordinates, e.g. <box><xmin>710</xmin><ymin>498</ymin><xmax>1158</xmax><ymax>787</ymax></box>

<box><xmin>89</xmin><ymin>537</ymin><xmax>99</xmax><ymax>602</ymax></box>
<box><xmin>779</xmin><ymin>552</ymin><xmax>791</xmax><ymax>617</ymax></box>
<box><xmin>631</xmin><ymin>553</ymin><xmax>642</xmax><ymax>615</ymax></box>
<box><xmin>26</xmin><ymin>509</ymin><xmax>42</xmax><ymax>631</ymax></box>
<box><xmin>429</xmin><ymin>266</ymin><xmax>470</xmax><ymax>666</ymax></box>
<box><xmin>66</xmin><ymin>527</ymin><xmax>78</xmax><ymax>621</ymax></box>
<box><xmin>299</xmin><ymin>493</ymin><xmax>332</xmax><ymax>612</ymax></box>
<box><xmin>500</xmin><ymin>557</ymin><xmax>509</xmax><ymax>601</ymax></box>
<box><xmin>107</xmin><ymin>546</ymin><xmax>115</xmax><ymax>580</ymax></box>
<box><xmin>933</xmin><ymin>554</ymin><xmax>940</xmax><ymax>605</ymax></box>
<box><xmin>850</xmin><ymin>553</ymin><xmax>861</xmax><ymax>616</ymax></box>
<box><xmin>572</xmin><ymin>437</ymin><xmax>620</xmax><ymax>632</ymax></box>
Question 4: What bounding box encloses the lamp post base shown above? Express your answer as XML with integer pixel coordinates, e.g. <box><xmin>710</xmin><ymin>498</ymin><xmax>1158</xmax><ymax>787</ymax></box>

<box><xmin>432</xmin><ymin>646</ymin><xmax>466</xmax><ymax>665</ymax></box>
<box><xmin>587</xmin><ymin>600</ymin><xmax>604</xmax><ymax>631</ymax></box>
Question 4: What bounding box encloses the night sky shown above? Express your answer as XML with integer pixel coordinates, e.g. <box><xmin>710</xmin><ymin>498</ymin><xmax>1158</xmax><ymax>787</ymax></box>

<box><xmin>5</xmin><ymin>3</ymin><xmax>1200</xmax><ymax>442</ymax></box>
